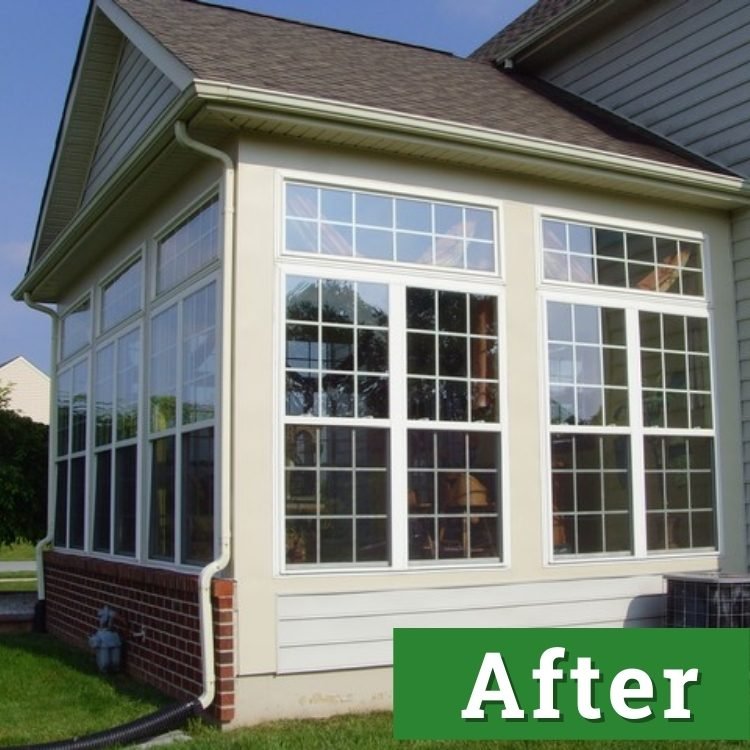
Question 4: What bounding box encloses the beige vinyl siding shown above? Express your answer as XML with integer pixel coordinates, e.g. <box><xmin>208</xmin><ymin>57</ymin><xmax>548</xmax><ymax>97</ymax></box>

<box><xmin>276</xmin><ymin>575</ymin><xmax>665</xmax><ymax>673</ymax></box>
<box><xmin>83</xmin><ymin>41</ymin><xmax>178</xmax><ymax>203</ymax></box>
<box><xmin>733</xmin><ymin>207</ymin><xmax>750</xmax><ymax>567</ymax></box>
<box><xmin>0</xmin><ymin>357</ymin><xmax>50</xmax><ymax>425</ymax></box>
<box><xmin>538</xmin><ymin>0</ymin><xmax>750</xmax><ymax>176</ymax></box>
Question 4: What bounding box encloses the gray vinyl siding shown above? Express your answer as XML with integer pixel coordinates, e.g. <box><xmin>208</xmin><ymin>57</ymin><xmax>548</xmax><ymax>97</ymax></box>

<box><xmin>83</xmin><ymin>41</ymin><xmax>178</xmax><ymax>203</ymax></box>
<box><xmin>733</xmin><ymin>208</ymin><xmax>750</xmax><ymax>566</ymax></box>
<box><xmin>276</xmin><ymin>575</ymin><xmax>665</xmax><ymax>673</ymax></box>
<box><xmin>537</xmin><ymin>0</ymin><xmax>750</xmax><ymax>176</ymax></box>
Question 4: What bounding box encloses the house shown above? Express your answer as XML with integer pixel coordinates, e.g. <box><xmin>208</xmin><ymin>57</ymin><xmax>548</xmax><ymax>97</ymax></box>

<box><xmin>12</xmin><ymin>0</ymin><xmax>750</xmax><ymax>727</ymax></box>
<box><xmin>0</xmin><ymin>356</ymin><xmax>50</xmax><ymax>424</ymax></box>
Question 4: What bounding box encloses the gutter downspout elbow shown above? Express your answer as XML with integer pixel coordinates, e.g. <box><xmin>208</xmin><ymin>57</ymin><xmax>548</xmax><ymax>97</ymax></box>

<box><xmin>22</xmin><ymin>293</ymin><xmax>60</xmax><ymax>612</ymax></box>
<box><xmin>173</xmin><ymin>121</ymin><xmax>234</xmax><ymax>712</ymax></box>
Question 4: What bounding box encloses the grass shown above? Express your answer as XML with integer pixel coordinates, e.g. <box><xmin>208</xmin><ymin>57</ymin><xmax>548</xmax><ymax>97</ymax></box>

<box><xmin>0</xmin><ymin>568</ymin><xmax>37</xmax><ymax>592</ymax></box>
<box><xmin>186</xmin><ymin>712</ymin><xmax>750</xmax><ymax>750</ymax></box>
<box><xmin>1</xmin><ymin>634</ymin><xmax>748</xmax><ymax>749</ymax></box>
<box><xmin>0</xmin><ymin>541</ymin><xmax>36</xmax><ymax>561</ymax></box>
<box><xmin>0</xmin><ymin>633</ymin><xmax>169</xmax><ymax>746</ymax></box>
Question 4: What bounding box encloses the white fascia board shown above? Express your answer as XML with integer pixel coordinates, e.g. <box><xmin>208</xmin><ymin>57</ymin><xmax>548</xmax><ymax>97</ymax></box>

<box><xmin>96</xmin><ymin>0</ymin><xmax>194</xmax><ymax>90</ymax></box>
<box><xmin>193</xmin><ymin>80</ymin><xmax>750</xmax><ymax>205</ymax></box>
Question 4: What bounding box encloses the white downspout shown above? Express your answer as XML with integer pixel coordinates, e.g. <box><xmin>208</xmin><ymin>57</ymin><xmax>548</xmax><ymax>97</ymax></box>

<box><xmin>173</xmin><ymin>121</ymin><xmax>234</xmax><ymax>711</ymax></box>
<box><xmin>22</xmin><ymin>293</ymin><xmax>60</xmax><ymax>603</ymax></box>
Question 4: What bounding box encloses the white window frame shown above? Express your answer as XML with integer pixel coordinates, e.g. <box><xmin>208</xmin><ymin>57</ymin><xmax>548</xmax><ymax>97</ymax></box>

<box><xmin>90</xmin><ymin>319</ymin><xmax>143</xmax><ymax>558</ymax></box>
<box><xmin>277</xmin><ymin>169</ymin><xmax>504</xmax><ymax>280</ymax></box>
<box><xmin>98</xmin><ymin>250</ymin><xmax>145</xmax><ymax>335</ymax></box>
<box><xmin>145</xmin><ymin>271</ymin><xmax>222</xmax><ymax>568</ymax></box>
<box><xmin>536</xmin><ymin>208</ymin><xmax>718</xmax><ymax>565</ymax></box>
<box><xmin>276</xmin><ymin>253</ymin><xmax>509</xmax><ymax>575</ymax></box>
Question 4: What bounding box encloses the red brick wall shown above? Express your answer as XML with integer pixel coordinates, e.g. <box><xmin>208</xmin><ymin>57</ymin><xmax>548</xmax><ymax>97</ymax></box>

<box><xmin>43</xmin><ymin>551</ymin><xmax>235</xmax><ymax>723</ymax></box>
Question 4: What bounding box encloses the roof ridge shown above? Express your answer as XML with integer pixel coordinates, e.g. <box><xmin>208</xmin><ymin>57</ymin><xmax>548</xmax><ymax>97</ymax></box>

<box><xmin>178</xmin><ymin>0</ymin><xmax>457</xmax><ymax>58</ymax></box>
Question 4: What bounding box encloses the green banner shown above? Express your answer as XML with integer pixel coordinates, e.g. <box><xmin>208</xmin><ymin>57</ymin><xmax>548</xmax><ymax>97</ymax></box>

<box><xmin>394</xmin><ymin>628</ymin><xmax>750</xmax><ymax>740</ymax></box>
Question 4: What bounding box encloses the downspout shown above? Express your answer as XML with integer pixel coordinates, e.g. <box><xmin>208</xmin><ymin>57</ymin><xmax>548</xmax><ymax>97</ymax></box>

<box><xmin>22</xmin><ymin>293</ymin><xmax>60</xmax><ymax>626</ymax></box>
<box><xmin>173</xmin><ymin>121</ymin><xmax>234</xmax><ymax>711</ymax></box>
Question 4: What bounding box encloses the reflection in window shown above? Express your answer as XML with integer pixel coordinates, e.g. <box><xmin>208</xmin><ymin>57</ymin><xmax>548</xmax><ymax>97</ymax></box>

<box><xmin>101</xmin><ymin>258</ymin><xmax>142</xmax><ymax>332</ymax></box>
<box><xmin>285</xmin><ymin>182</ymin><xmax>497</xmax><ymax>272</ymax></box>
<box><xmin>406</xmin><ymin>288</ymin><xmax>499</xmax><ymax>423</ymax></box>
<box><xmin>551</xmin><ymin>434</ymin><xmax>631</xmax><ymax>556</ymax></box>
<box><xmin>408</xmin><ymin>430</ymin><xmax>500</xmax><ymax>561</ymax></box>
<box><xmin>61</xmin><ymin>297</ymin><xmax>91</xmax><ymax>360</ymax></box>
<box><xmin>285</xmin><ymin>276</ymin><xmax>389</xmax><ymax>419</ymax></box>
<box><xmin>543</xmin><ymin>218</ymin><xmax>703</xmax><ymax>297</ymax></box>
<box><xmin>157</xmin><ymin>197</ymin><xmax>219</xmax><ymax>294</ymax></box>
<box><xmin>285</xmin><ymin>426</ymin><xmax>389</xmax><ymax>565</ymax></box>
<box><xmin>148</xmin><ymin>282</ymin><xmax>217</xmax><ymax>565</ymax></box>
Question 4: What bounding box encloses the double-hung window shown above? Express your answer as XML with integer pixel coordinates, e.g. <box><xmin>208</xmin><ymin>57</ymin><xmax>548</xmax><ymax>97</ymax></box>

<box><xmin>281</xmin><ymin>180</ymin><xmax>503</xmax><ymax>570</ymax></box>
<box><xmin>542</xmin><ymin>217</ymin><xmax>716</xmax><ymax>559</ymax></box>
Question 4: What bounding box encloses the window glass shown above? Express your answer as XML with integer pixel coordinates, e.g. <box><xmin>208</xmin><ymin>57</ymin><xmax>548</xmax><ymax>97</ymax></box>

<box><xmin>408</xmin><ymin>430</ymin><xmax>500</xmax><ymax>561</ymax></box>
<box><xmin>157</xmin><ymin>197</ymin><xmax>219</xmax><ymax>293</ymax></box>
<box><xmin>285</xmin><ymin>426</ymin><xmax>389</xmax><ymax>565</ymax></box>
<box><xmin>283</xmin><ymin>275</ymin><xmax>503</xmax><ymax>569</ymax></box>
<box><xmin>542</xmin><ymin>218</ymin><xmax>704</xmax><ymax>298</ymax></box>
<box><xmin>181</xmin><ymin>427</ymin><xmax>215</xmax><ymax>565</ymax></box>
<box><xmin>182</xmin><ymin>284</ymin><xmax>216</xmax><ymax>424</ymax></box>
<box><xmin>284</xmin><ymin>182</ymin><xmax>496</xmax><ymax>273</ymax></box>
<box><xmin>149</xmin><ymin>436</ymin><xmax>175</xmax><ymax>561</ymax></box>
<box><xmin>545</xmin><ymin>299</ymin><xmax>715</xmax><ymax>559</ymax></box>
<box><xmin>101</xmin><ymin>258</ymin><xmax>142</xmax><ymax>332</ymax></box>
<box><xmin>61</xmin><ymin>297</ymin><xmax>91</xmax><ymax>360</ymax></box>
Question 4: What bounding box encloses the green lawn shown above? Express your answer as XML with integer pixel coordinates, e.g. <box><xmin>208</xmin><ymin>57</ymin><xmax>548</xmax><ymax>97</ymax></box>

<box><xmin>0</xmin><ymin>633</ymin><xmax>748</xmax><ymax>749</ymax></box>
<box><xmin>0</xmin><ymin>634</ymin><xmax>169</xmax><ymax>746</ymax></box>
<box><xmin>0</xmin><ymin>541</ymin><xmax>36</xmax><ymax>561</ymax></box>
<box><xmin>0</xmin><ymin>569</ymin><xmax>37</xmax><ymax>592</ymax></box>
<box><xmin>187</xmin><ymin>713</ymin><xmax>750</xmax><ymax>750</ymax></box>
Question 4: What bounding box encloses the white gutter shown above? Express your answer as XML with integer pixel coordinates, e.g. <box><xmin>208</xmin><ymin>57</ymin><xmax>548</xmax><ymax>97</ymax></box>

<box><xmin>173</xmin><ymin>121</ymin><xmax>234</xmax><ymax>711</ymax></box>
<box><xmin>22</xmin><ymin>293</ymin><xmax>60</xmax><ymax>603</ymax></box>
<box><xmin>192</xmin><ymin>80</ymin><xmax>749</xmax><ymax>201</ymax></box>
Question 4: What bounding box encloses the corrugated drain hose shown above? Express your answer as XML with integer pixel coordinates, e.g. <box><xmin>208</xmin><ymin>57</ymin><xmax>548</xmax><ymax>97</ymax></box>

<box><xmin>5</xmin><ymin>699</ymin><xmax>201</xmax><ymax>750</ymax></box>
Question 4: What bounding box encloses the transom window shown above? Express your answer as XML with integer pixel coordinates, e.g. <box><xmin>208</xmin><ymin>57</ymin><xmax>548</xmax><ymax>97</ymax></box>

<box><xmin>101</xmin><ymin>257</ymin><xmax>142</xmax><ymax>332</ymax></box>
<box><xmin>283</xmin><ymin>271</ymin><xmax>503</xmax><ymax>570</ymax></box>
<box><xmin>60</xmin><ymin>297</ymin><xmax>91</xmax><ymax>361</ymax></box>
<box><xmin>284</xmin><ymin>182</ymin><xmax>497</xmax><ymax>272</ymax></box>
<box><xmin>156</xmin><ymin>196</ymin><xmax>219</xmax><ymax>294</ymax></box>
<box><xmin>542</xmin><ymin>218</ymin><xmax>703</xmax><ymax>297</ymax></box>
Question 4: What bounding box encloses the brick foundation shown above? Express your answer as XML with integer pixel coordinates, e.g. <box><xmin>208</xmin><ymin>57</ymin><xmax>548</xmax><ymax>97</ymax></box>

<box><xmin>43</xmin><ymin>551</ymin><xmax>235</xmax><ymax>723</ymax></box>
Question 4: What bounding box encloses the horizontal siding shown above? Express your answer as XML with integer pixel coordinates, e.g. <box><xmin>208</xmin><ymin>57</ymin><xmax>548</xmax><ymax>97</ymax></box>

<box><xmin>83</xmin><ymin>41</ymin><xmax>178</xmax><ymax>203</ymax></box>
<box><xmin>277</xmin><ymin>575</ymin><xmax>666</xmax><ymax>673</ymax></box>
<box><xmin>733</xmin><ymin>208</ymin><xmax>750</xmax><ymax>568</ymax></box>
<box><xmin>539</xmin><ymin>0</ymin><xmax>750</xmax><ymax>176</ymax></box>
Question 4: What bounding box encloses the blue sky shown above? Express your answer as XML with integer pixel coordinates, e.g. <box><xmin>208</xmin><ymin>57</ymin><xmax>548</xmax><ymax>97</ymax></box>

<box><xmin>0</xmin><ymin>0</ymin><xmax>534</xmax><ymax>374</ymax></box>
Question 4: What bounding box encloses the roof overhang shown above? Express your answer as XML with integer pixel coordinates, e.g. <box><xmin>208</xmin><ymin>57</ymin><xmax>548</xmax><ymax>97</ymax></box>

<box><xmin>15</xmin><ymin>80</ymin><xmax>750</xmax><ymax>302</ymax></box>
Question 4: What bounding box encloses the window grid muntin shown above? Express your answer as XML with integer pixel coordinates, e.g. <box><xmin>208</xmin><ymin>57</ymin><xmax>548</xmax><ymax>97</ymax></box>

<box><xmin>285</xmin><ymin>275</ymin><xmax>390</xmax><ymax>420</ymax></box>
<box><xmin>406</xmin><ymin>288</ymin><xmax>500</xmax><ymax>424</ymax></box>
<box><xmin>643</xmin><ymin>435</ymin><xmax>715</xmax><ymax>551</ymax></box>
<box><xmin>542</xmin><ymin>218</ymin><xmax>704</xmax><ymax>298</ymax></box>
<box><xmin>544</xmin><ymin>289</ymin><xmax>716</xmax><ymax>561</ymax></box>
<box><xmin>639</xmin><ymin>312</ymin><xmax>712</xmax><ymax>430</ymax></box>
<box><xmin>407</xmin><ymin>429</ymin><xmax>501</xmax><ymax>562</ymax></box>
<box><xmin>284</xmin><ymin>182</ymin><xmax>497</xmax><ymax>273</ymax></box>
<box><xmin>281</xmin><ymin>266</ymin><xmax>505</xmax><ymax>572</ymax></box>
<box><xmin>550</xmin><ymin>433</ymin><xmax>632</xmax><ymax>556</ymax></box>
<box><xmin>285</xmin><ymin>425</ymin><xmax>390</xmax><ymax>566</ymax></box>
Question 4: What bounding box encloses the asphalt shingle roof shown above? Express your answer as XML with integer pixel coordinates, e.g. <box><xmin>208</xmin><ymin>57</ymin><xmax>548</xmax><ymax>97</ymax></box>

<box><xmin>470</xmin><ymin>0</ymin><xmax>586</xmax><ymax>63</ymax></box>
<box><xmin>112</xmin><ymin>0</ymin><xmax>718</xmax><ymax>173</ymax></box>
